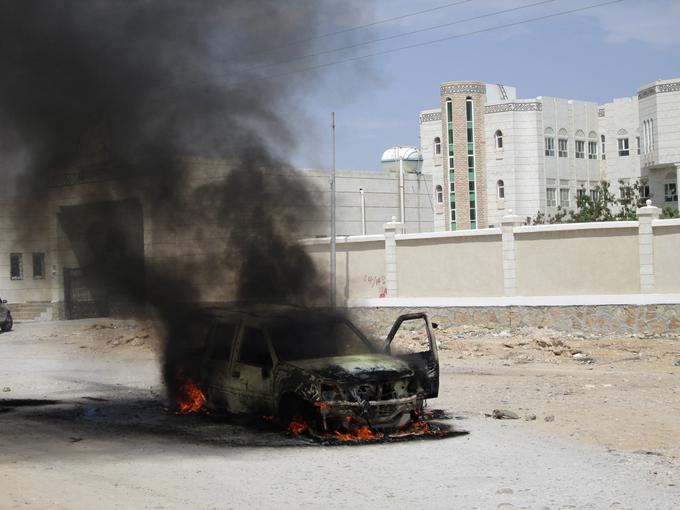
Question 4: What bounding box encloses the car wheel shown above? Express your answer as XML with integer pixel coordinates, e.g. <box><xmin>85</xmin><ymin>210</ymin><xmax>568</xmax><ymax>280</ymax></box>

<box><xmin>279</xmin><ymin>395</ymin><xmax>316</xmax><ymax>428</ymax></box>
<box><xmin>1</xmin><ymin>312</ymin><xmax>12</xmax><ymax>332</ymax></box>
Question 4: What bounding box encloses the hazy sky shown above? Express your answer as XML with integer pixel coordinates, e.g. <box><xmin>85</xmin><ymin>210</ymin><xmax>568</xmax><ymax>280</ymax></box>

<box><xmin>286</xmin><ymin>0</ymin><xmax>680</xmax><ymax>171</ymax></box>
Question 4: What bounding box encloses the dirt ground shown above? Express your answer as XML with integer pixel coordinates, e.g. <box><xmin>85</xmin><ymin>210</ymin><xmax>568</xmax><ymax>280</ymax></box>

<box><xmin>1</xmin><ymin>318</ymin><xmax>679</xmax><ymax>509</ymax></box>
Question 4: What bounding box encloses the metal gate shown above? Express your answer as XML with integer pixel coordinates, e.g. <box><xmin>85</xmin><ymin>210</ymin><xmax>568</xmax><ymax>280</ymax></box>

<box><xmin>63</xmin><ymin>267</ymin><xmax>109</xmax><ymax>320</ymax></box>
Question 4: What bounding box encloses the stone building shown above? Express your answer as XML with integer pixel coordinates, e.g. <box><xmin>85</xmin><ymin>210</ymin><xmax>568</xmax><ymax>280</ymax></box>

<box><xmin>419</xmin><ymin>78</ymin><xmax>680</xmax><ymax>229</ymax></box>
<box><xmin>0</xmin><ymin>161</ymin><xmax>432</xmax><ymax>320</ymax></box>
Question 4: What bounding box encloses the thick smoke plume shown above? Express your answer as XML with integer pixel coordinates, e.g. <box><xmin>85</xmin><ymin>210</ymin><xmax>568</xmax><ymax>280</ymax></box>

<box><xmin>0</xmin><ymin>1</ymin><xmax>366</xmax><ymax>399</ymax></box>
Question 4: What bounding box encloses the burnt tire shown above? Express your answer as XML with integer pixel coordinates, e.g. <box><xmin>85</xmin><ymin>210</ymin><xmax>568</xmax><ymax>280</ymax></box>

<box><xmin>1</xmin><ymin>313</ymin><xmax>12</xmax><ymax>332</ymax></box>
<box><xmin>278</xmin><ymin>395</ymin><xmax>316</xmax><ymax>429</ymax></box>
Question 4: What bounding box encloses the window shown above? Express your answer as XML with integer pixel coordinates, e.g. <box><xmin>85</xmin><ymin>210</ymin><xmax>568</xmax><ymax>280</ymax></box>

<box><xmin>546</xmin><ymin>188</ymin><xmax>556</xmax><ymax>207</ymax></box>
<box><xmin>544</xmin><ymin>136</ymin><xmax>555</xmax><ymax>156</ymax></box>
<box><xmin>239</xmin><ymin>327</ymin><xmax>272</xmax><ymax>367</ymax></box>
<box><xmin>665</xmin><ymin>183</ymin><xmax>677</xmax><ymax>202</ymax></box>
<box><xmin>590</xmin><ymin>189</ymin><xmax>599</xmax><ymax>201</ymax></box>
<box><xmin>558</xmin><ymin>138</ymin><xmax>568</xmax><ymax>158</ymax></box>
<box><xmin>577</xmin><ymin>187</ymin><xmax>586</xmax><ymax>199</ymax></box>
<box><xmin>636</xmin><ymin>136</ymin><xmax>640</xmax><ymax>155</ymax></box>
<box><xmin>466</xmin><ymin>97</ymin><xmax>477</xmax><ymax>229</ymax></box>
<box><xmin>620</xmin><ymin>181</ymin><xmax>631</xmax><ymax>199</ymax></box>
<box><xmin>32</xmin><ymin>253</ymin><xmax>45</xmax><ymax>279</ymax></box>
<box><xmin>640</xmin><ymin>184</ymin><xmax>650</xmax><ymax>200</ymax></box>
<box><xmin>618</xmin><ymin>138</ymin><xmax>630</xmax><ymax>157</ymax></box>
<box><xmin>434</xmin><ymin>137</ymin><xmax>441</xmax><ymax>156</ymax></box>
<box><xmin>497</xmin><ymin>180</ymin><xmax>505</xmax><ymax>199</ymax></box>
<box><xmin>435</xmin><ymin>185</ymin><xmax>443</xmax><ymax>203</ymax></box>
<box><xmin>494</xmin><ymin>130</ymin><xmax>503</xmax><ymax>149</ymax></box>
<box><xmin>10</xmin><ymin>253</ymin><xmax>22</xmax><ymax>280</ymax></box>
<box><xmin>601</xmin><ymin>134</ymin><xmax>606</xmax><ymax>160</ymax></box>
<box><xmin>575</xmin><ymin>140</ymin><xmax>585</xmax><ymax>159</ymax></box>
<box><xmin>560</xmin><ymin>188</ymin><xmax>570</xmax><ymax>208</ymax></box>
<box><xmin>588</xmin><ymin>141</ymin><xmax>598</xmax><ymax>159</ymax></box>
<box><xmin>209</xmin><ymin>322</ymin><xmax>238</xmax><ymax>361</ymax></box>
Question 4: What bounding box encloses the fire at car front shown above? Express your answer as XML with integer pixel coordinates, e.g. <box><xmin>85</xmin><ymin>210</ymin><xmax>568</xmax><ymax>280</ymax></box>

<box><xmin>279</xmin><ymin>354</ymin><xmax>423</xmax><ymax>434</ymax></box>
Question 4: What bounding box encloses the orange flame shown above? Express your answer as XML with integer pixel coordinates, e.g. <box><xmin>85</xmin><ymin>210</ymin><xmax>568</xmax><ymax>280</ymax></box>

<box><xmin>175</xmin><ymin>369</ymin><xmax>206</xmax><ymax>414</ymax></box>
<box><xmin>288</xmin><ymin>420</ymin><xmax>308</xmax><ymax>435</ymax></box>
<box><xmin>334</xmin><ymin>425</ymin><xmax>384</xmax><ymax>441</ymax></box>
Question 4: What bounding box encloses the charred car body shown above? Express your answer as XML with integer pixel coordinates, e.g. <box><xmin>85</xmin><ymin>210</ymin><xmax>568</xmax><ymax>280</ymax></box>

<box><xmin>173</xmin><ymin>305</ymin><xmax>439</xmax><ymax>433</ymax></box>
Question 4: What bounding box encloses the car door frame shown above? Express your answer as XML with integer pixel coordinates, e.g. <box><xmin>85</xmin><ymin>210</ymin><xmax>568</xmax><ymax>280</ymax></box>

<box><xmin>226</xmin><ymin>317</ymin><xmax>277</xmax><ymax>415</ymax></box>
<box><xmin>202</xmin><ymin>316</ymin><xmax>241</xmax><ymax>412</ymax></box>
<box><xmin>382</xmin><ymin>312</ymin><xmax>439</xmax><ymax>399</ymax></box>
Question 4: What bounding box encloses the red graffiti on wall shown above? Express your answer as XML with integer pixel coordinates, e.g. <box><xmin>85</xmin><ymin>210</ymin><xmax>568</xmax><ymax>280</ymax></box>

<box><xmin>363</xmin><ymin>274</ymin><xmax>387</xmax><ymax>298</ymax></box>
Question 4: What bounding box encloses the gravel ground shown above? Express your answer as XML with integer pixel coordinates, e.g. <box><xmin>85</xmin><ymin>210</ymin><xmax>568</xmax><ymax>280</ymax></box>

<box><xmin>1</xmin><ymin>318</ymin><xmax>679</xmax><ymax>509</ymax></box>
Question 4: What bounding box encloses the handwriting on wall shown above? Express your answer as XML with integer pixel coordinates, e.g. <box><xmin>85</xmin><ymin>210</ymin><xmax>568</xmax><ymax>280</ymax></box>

<box><xmin>363</xmin><ymin>274</ymin><xmax>387</xmax><ymax>298</ymax></box>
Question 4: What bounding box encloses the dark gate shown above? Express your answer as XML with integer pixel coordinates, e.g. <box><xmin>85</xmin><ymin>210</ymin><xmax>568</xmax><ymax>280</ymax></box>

<box><xmin>63</xmin><ymin>267</ymin><xmax>110</xmax><ymax>320</ymax></box>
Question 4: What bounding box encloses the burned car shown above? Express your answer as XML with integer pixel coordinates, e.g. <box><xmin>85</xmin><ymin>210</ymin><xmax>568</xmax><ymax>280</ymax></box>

<box><xmin>0</xmin><ymin>298</ymin><xmax>12</xmax><ymax>332</ymax></box>
<box><xmin>172</xmin><ymin>305</ymin><xmax>438</xmax><ymax>434</ymax></box>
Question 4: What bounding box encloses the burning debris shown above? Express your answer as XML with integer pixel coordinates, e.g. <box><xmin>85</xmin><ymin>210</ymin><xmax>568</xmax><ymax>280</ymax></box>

<box><xmin>174</xmin><ymin>369</ymin><xmax>206</xmax><ymax>415</ymax></box>
<box><xmin>163</xmin><ymin>305</ymin><xmax>455</xmax><ymax>443</ymax></box>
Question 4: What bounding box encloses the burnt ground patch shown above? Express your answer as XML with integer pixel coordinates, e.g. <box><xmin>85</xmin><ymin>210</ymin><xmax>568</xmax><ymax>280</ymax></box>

<box><xmin>0</xmin><ymin>394</ymin><xmax>468</xmax><ymax>452</ymax></box>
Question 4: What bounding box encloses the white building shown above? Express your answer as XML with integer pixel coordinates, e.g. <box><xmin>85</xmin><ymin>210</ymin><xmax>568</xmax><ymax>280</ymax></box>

<box><xmin>419</xmin><ymin>78</ymin><xmax>680</xmax><ymax>229</ymax></box>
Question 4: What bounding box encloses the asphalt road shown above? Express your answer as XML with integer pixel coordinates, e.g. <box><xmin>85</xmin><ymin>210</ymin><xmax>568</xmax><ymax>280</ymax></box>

<box><xmin>1</xmin><ymin>321</ymin><xmax>678</xmax><ymax>509</ymax></box>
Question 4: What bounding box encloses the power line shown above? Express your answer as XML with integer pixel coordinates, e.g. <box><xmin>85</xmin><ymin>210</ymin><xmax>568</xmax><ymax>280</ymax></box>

<box><xmin>256</xmin><ymin>0</ymin><xmax>625</xmax><ymax>83</ymax></box>
<box><xmin>232</xmin><ymin>0</ymin><xmax>559</xmax><ymax>76</ymax></box>
<box><xmin>277</xmin><ymin>0</ymin><xmax>478</xmax><ymax>43</ymax></box>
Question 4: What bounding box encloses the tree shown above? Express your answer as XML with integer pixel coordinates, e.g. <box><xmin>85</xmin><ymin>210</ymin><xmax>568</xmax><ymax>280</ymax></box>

<box><xmin>661</xmin><ymin>206</ymin><xmax>680</xmax><ymax>219</ymax></box>
<box><xmin>616</xmin><ymin>178</ymin><xmax>649</xmax><ymax>220</ymax></box>
<box><xmin>528</xmin><ymin>179</ymin><xmax>650</xmax><ymax>225</ymax></box>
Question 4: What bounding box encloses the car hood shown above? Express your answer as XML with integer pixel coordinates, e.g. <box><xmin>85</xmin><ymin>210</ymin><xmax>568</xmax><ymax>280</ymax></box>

<box><xmin>284</xmin><ymin>354</ymin><xmax>413</xmax><ymax>383</ymax></box>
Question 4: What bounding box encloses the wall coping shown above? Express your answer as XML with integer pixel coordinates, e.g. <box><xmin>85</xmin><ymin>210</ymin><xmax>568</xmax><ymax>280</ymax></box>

<box><xmin>347</xmin><ymin>294</ymin><xmax>680</xmax><ymax>308</ymax></box>
<box><xmin>514</xmin><ymin>221</ymin><xmax>638</xmax><ymax>234</ymax></box>
<box><xmin>395</xmin><ymin>228</ymin><xmax>501</xmax><ymax>241</ymax></box>
<box><xmin>299</xmin><ymin>234</ymin><xmax>384</xmax><ymax>246</ymax></box>
<box><xmin>652</xmin><ymin>218</ymin><xmax>680</xmax><ymax>228</ymax></box>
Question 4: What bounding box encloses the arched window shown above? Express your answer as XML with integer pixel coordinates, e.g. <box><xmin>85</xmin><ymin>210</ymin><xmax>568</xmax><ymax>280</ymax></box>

<box><xmin>557</xmin><ymin>129</ymin><xmax>568</xmax><ymax>158</ymax></box>
<box><xmin>497</xmin><ymin>180</ymin><xmax>505</xmax><ymax>199</ymax></box>
<box><xmin>435</xmin><ymin>185</ymin><xmax>443</xmax><ymax>203</ymax></box>
<box><xmin>494</xmin><ymin>130</ymin><xmax>503</xmax><ymax>149</ymax></box>
<box><xmin>544</xmin><ymin>127</ymin><xmax>555</xmax><ymax>157</ymax></box>
<box><xmin>601</xmin><ymin>134</ymin><xmax>606</xmax><ymax>160</ymax></box>
<box><xmin>434</xmin><ymin>137</ymin><xmax>441</xmax><ymax>156</ymax></box>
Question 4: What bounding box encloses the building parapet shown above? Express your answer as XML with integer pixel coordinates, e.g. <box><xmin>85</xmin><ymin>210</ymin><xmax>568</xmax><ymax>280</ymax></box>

<box><xmin>484</xmin><ymin>101</ymin><xmax>542</xmax><ymax>114</ymax></box>
<box><xmin>419</xmin><ymin>111</ymin><xmax>441</xmax><ymax>124</ymax></box>
<box><xmin>638</xmin><ymin>79</ymin><xmax>680</xmax><ymax>99</ymax></box>
<box><xmin>440</xmin><ymin>81</ymin><xmax>486</xmax><ymax>96</ymax></box>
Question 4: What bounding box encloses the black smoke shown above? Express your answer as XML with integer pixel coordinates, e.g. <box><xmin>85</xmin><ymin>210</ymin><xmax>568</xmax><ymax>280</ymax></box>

<box><xmin>0</xmin><ymin>1</ymin><xmax>367</xmax><ymax>399</ymax></box>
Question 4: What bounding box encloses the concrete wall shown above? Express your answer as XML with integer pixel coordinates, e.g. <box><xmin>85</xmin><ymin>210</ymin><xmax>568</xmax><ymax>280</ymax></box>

<box><xmin>296</xmin><ymin>169</ymin><xmax>434</xmax><ymax>236</ymax></box>
<box><xmin>396</xmin><ymin>231</ymin><xmax>503</xmax><ymax>297</ymax></box>
<box><xmin>514</xmin><ymin>224</ymin><xmax>639</xmax><ymax>296</ymax></box>
<box><xmin>653</xmin><ymin>220</ymin><xmax>680</xmax><ymax>293</ymax></box>
<box><xmin>305</xmin><ymin>206</ymin><xmax>679</xmax><ymax>306</ymax></box>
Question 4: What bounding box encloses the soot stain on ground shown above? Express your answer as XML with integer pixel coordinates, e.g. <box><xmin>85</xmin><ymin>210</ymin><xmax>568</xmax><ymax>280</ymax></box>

<box><xmin>0</xmin><ymin>397</ymin><xmax>468</xmax><ymax>449</ymax></box>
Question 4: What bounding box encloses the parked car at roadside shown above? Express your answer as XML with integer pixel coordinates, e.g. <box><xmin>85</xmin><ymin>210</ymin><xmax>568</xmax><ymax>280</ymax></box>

<box><xmin>0</xmin><ymin>298</ymin><xmax>13</xmax><ymax>332</ymax></box>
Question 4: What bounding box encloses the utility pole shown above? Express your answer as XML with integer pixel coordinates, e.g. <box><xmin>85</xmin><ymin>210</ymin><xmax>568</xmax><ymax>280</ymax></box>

<box><xmin>330</xmin><ymin>112</ymin><xmax>336</xmax><ymax>308</ymax></box>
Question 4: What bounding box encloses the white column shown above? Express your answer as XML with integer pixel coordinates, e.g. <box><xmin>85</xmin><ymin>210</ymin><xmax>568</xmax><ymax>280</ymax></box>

<box><xmin>383</xmin><ymin>217</ymin><xmax>401</xmax><ymax>298</ymax></box>
<box><xmin>501</xmin><ymin>211</ymin><xmax>524</xmax><ymax>297</ymax></box>
<box><xmin>637</xmin><ymin>199</ymin><xmax>661</xmax><ymax>293</ymax></box>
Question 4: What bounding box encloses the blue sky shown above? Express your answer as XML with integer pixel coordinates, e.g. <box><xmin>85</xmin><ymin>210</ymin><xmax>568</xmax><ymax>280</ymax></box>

<box><xmin>287</xmin><ymin>0</ymin><xmax>680</xmax><ymax>171</ymax></box>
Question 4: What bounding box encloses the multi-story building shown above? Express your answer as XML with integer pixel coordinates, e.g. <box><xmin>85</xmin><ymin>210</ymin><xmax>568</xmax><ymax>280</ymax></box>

<box><xmin>420</xmin><ymin>78</ymin><xmax>680</xmax><ymax>229</ymax></box>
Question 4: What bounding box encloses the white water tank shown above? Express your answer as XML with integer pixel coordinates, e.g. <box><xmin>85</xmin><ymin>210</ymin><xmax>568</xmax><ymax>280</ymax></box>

<box><xmin>380</xmin><ymin>145</ymin><xmax>423</xmax><ymax>174</ymax></box>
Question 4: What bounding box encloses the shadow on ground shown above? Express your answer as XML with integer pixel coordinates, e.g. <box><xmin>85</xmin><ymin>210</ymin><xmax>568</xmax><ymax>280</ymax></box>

<box><xmin>0</xmin><ymin>396</ymin><xmax>468</xmax><ymax>453</ymax></box>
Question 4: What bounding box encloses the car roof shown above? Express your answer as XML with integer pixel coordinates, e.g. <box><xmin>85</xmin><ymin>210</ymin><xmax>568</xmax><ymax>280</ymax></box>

<box><xmin>191</xmin><ymin>302</ymin><xmax>341</xmax><ymax>323</ymax></box>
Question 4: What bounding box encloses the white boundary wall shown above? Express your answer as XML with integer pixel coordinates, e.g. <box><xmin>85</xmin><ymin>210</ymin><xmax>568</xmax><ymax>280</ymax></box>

<box><xmin>302</xmin><ymin>204</ymin><xmax>680</xmax><ymax>306</ymax></box>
